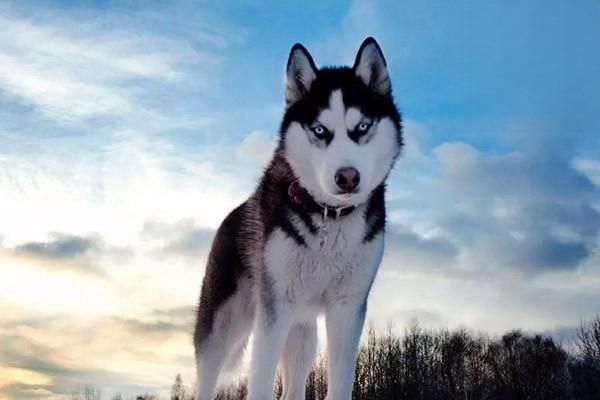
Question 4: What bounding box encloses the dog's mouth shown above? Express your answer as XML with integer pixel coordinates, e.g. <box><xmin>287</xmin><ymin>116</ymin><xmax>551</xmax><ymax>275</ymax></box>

<box><xmin>318</xmin><ymin>180</ymin><xmax>365</xmax><ymax>206</ymax></box>
<box><xmin>330</xmin><ymin>190</ymin><xmax>361</xmax><ymax>207</ymax></box>
<box><xmin>335</xmin><ymin>192</ymin><xmax>356</xmax><ymax>199</ymax></box>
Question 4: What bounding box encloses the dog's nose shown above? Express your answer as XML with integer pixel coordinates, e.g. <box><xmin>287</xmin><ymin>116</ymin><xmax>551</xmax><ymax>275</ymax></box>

<box><xmin>335</xmin><ymin>167</ymin><xmax>360</xmax><ymax>193</ymax></box>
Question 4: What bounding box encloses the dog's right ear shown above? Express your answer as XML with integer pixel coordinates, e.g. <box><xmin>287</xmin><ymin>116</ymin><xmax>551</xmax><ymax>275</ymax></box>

<box><xmin>285</xmin><ymin>44</ymin><xmax>318</xmax><ymax>108</ymax></box>
<box><xmin>353</xmin><ymin>37</ymin><xmax>391</xmax><ymax>97</ymax></box>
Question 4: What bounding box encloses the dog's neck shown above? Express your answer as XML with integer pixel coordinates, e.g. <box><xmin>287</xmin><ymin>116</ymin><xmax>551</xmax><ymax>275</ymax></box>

<box><xmin>287</xmin><ymin>181</ymin><xmax>356</xmax><ymax>220</ymax></box>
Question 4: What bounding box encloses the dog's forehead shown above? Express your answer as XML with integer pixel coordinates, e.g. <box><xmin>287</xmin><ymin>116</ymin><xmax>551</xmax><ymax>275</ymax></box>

<box><xmin>318</xmin><ymin>90</ymin><xmax>363</xmax><ymax>130</ymax></box>
<box><xmin>281</xmin><ymin>67</ymin><xmax>401</xmax><ymax>136</ymax></box>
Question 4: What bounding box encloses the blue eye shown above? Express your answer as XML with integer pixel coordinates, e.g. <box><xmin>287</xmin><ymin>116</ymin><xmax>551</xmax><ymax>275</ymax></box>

<box><xmin>311</xmin><ymin>125</ymin><xmax>327</xmax><ymax>137</ymax></box>
<box><xmin>357</xmin><ymin>122</ymin><xmax>370</xmax><ymax>132</ymax></box>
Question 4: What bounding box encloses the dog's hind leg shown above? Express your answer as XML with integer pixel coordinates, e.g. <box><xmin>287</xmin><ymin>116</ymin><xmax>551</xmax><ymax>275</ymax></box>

<box><xmin>280</xmin><ymin>322</ymin><xmax>318</xmax><ymax>400</ymax></box>
<box><xmin>195</xmin><ymin>336</ymin><xmax>227</xmax><ymax>400</ymax></box>
<box><xmin>195</xmin><ymin>281</ymin><xmax>254</xmax><ymax>400</ymax></box>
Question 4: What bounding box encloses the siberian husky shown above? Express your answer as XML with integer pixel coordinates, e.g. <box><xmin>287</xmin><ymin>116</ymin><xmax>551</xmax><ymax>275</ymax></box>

<box><xmin>194</xmin><ymin>37</ymin><xmax>403</xmax><ymax>400</ymax></box>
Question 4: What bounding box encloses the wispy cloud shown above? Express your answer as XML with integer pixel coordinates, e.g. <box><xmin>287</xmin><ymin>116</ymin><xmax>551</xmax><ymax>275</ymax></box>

<box><xmin>388</xmin><ymin>122</ymin><xmax>600</xmax><ymax>276</ymax></box>
<box><xmin>371</xmin><ymin>117</ymin><xmax>600</xmax><ymax>333</ymax></box>
<box><xmin>573</xmin><ymin>158</ymin><xmax>600</xmax><ymax>188</ymax></box>
<box><xmin>0</xmin><ymin>232</ymin><xmax>133</xmax><ymax>279</ymax></box>
<box><xmin>0</xmin><ymin>311</ymin><xmax>196</xmax><ymax>399</ymax></box>
<box><xmin>384</xmin><ymin>226</ymin><xmax>459</xmax><ymax>273</ymax></box>
<box><xmin>141</xmin><ymin>219</ymin><xmax>215</xmax><ymax>260</ymax></box>
<box><xmin>0</xmin><ymin>130</ymin><xmax>247</xmax><ymax>247</ymax></box>
<box><xmin>235</xmin><ymin>130</ymin><xmax>277</xmax><ymax>167</ymax></box>
<box><xmin>14</xmin><ymin>233</ymin><xmax>104</xmax><ymax>260</ymax></box>
<box><xmin>0</xmin><ymin>4</ymin><xmax>230</xmax><ymax>124</ymax></box>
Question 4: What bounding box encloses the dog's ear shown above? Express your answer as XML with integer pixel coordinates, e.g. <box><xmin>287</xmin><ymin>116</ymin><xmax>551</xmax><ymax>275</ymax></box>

<box><xmin>353</xmin><ymin>37</ymin><xmax>391</xmax><ymax>97</ymax></box>
<box><xmin>285</xmin><ymin>43</ymin><xmax>318</xmax><ymax>107</ymax></box>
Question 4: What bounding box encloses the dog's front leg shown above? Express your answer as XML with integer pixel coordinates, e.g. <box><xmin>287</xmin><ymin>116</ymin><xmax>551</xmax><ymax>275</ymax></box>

<box><xmin>324</xmin><ymin>299</ymin><xmax>366</xmax><ymax>400</ymax></box>
<box><xmin>247</xmin><ymin>298</ymin><xmax>291</xmax><ymax>400</ymax></box>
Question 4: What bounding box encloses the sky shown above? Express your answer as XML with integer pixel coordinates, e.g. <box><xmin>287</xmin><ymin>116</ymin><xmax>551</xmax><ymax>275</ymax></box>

<box><xmin>0</xmin><ymin>0</ymin><xmax>599</xmax><ymax>398</ymax></box>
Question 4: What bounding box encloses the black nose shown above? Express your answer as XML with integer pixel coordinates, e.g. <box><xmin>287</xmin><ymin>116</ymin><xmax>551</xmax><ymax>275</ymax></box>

<box><xmin>335</xmin><ymin>167</ymin><xmax>360</xmax><ymax>193</ymax></box>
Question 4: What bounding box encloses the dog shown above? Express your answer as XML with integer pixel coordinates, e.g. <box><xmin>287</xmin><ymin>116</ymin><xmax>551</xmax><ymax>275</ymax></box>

<box><xmin>193</xmin><ymin>37</ymin><xmax>402</xmax><ymax>400</ymax></box>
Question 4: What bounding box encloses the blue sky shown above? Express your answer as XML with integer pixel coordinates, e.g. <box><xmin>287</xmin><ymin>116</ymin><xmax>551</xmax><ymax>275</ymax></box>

<box><xmin>1</xmin><ymin>1</ymin><xmax>599</xmax><ymax>399</ymax></box>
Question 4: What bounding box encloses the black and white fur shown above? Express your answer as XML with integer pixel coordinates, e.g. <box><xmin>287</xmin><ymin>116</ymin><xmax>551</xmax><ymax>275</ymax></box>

<box><xmin>193</xmin><ymin>37</ymin><xmax>402</xmax><ymax>400</ymax></box>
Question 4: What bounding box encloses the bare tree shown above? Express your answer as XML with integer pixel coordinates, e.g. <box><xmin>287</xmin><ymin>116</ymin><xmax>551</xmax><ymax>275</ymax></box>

<box><xmin>171</xmin><ymin>373</ymin><xmax>187</xmax><ymax>400</ymax></box>
<box><xmin>575</xmin><ymin>315</ymin><xmax>600</xmax><ymax>368</ymax></box>
<box><xmin>66</xmin><ymin>315</ymin><xmax>600</xmax><ymax>400</ymax></box>
<box><xmin>570</xmin><ymin>315</ymin><xmax>600</xmax><ymax>400</ymax></box>
<box><xmin>68</xmin><ymin>385</ymin><xmax>102</xmax><ymax>400</ymax></box>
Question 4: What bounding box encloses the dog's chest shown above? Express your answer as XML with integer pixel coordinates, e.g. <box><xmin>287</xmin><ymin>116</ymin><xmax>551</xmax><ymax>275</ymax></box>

<box><xmin>263</xmin><ymin>209</ymin><xmax>384</xmax><ymax>308</ymax></box>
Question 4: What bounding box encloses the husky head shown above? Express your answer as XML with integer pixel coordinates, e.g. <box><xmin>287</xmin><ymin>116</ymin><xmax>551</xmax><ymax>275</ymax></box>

<box><xmin>280</xmin><ymin>37</ymin><xmax>402</xmax><ymax>207</ymax></box>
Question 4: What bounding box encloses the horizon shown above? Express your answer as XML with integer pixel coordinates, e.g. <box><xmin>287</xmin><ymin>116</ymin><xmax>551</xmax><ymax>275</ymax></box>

<box><xmin>1</xmin><ymin>0</ymin><xmax>599</xmax><ymax>399</ymax></box>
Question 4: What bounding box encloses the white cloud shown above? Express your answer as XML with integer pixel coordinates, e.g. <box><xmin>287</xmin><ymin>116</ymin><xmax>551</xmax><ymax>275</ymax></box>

<box><xmin>0</xmin><ymin>10</ymin><xmax>249</xmax><ymax>396</ymax></box>
<box><xmin>235</xmin><ymin>130</ymin><xmax>276</xmax><ymax>167</ymax></box>
<box><xmin>0</xmin><ymin>52</ymin><xmax>131</xmax><ymax>119</ymax></box>
<box><xmin>433</xmin><ymin>141</ymin><xmax>480</xmax><ymax>176</ymax></box>
<box><xmin>0</xmin><ymin>312</ymin><xmax>196</xmax><ymax>399</ymax></box>
<box><xmin>0</xmin><ymin>8</ymin><xmax>222</xmax><ymax>122</ymax></box>
<box><xmin>0</xmin><ymin>130</ymin><xmax>249</xmax><ymax>248</ymax></box>
<box><xmin>0</xmin><ymin>257</ymin><xmax>118</xmax><ymax>317</ymax></box>
<box><xmin>573</xmin><ymin>157</ymin><xmax>600</xmax><ymax>187</ymax></box>
<box><xmin>400</xmin><ymin>119</ymin><xmax>430</xmax><ymax>163</ymax></box>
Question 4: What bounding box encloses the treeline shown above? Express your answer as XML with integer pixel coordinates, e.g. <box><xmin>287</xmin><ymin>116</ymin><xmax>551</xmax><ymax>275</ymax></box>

<box><xmin>72</xmin><ymin>315</ymin><xmax>600</xmax><ymax>400</ymax></box>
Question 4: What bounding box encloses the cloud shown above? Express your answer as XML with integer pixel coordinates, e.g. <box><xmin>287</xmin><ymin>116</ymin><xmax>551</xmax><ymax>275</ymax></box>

<box><xmin>468</xmin><ymin>233</ymin><xmax>589</xmax><ymax>273</ymax></box>
<box><xmin>573</xmin><ymin>158</ymin><xmax>600</xmax><ymax>188</ymax></box>
<box><xmin>540</xmin><ymin>325</ymin><xmax>580</xmax><ymax>345</ymax></box>
<box><xmin>151</xmin><ymin>305</ymin><xmax>196</xmax><ymax>321</ymax></box>
<box><xmin>369</xmin><ymin>266</ymin><xmax>600</xmax><ymax>335</ymax></box>
<box><xmin>433</xmin><ymin>142</ymin><xmax>480</xmax><ymax>176</ymax></box>
<box><xmin>0</xmin><ymin>368</ymin><xmax>53</xmax><ymax>392</ymax></box>
<box><xmin>110</xmin><ymin>317</ymin><xmax>191</xmax><ymax>339</ymax></box>
<box><xmin>0</xmin><ymin>128</ymin><xmax>247</xmax><ymax>249</ymax></box>
<box><xmin>235</xmin><ymin>130</ymin><xmax>277</xmax><ymax>167</ymax></box>
<box><xmin>393</xmin><ymin>308</ymin><xmax>448</xmax><ymax>329</ymax></box>
<box><xmin>3</xmin><ymin>232</ymin><xmax>131</xmax><ymax>277</ymax></box>
<box><xmin>383</xmin><ymin>226</ymin><xmax>459</xmax><ymax>273</ymax></box>
<box><xmin>14</xmin><ymin>233</ymin><xmax>103</xmax><ymax>260</ymax></box>
<box><xmin>0</xmin><ymin>4</ymin><xmax>229</xmax><ymax>123</ymax></box>
<box><xmin>141</xmin><ymin>219</ymin><xmax>215</xmax><ymax>260</ymax></box>
<box><xmin>0</xmin><ymin>312</ymin><xmax>197</xmax><ymax>399</ymax></box>
<box><xmin>390</xmin><ymin>135</ymin><xmax>600</xmax><ymax>275</ymax></box>
<box><xmin>1</xmin><ymin>383</ymin><xmax>60</xmax><ymax>400</ymax></box>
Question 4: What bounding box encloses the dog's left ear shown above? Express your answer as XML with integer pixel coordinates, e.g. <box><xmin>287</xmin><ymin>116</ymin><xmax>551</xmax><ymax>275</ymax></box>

<box><xmin>353</xmin><ymin>37</ymin><xmax>391</xmax><ymax>96</ymax></box>
<box><xmin>285</xmin><ymin>43</ymin><xmax>318</xmax><ymax>108</ymax></box>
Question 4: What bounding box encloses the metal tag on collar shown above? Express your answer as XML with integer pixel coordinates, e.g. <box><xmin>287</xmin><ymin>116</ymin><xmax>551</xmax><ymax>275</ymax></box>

<box><xmin>335</xmin><ymin>207</ymin><xmax>342</xmax><ymax>220</ymax></box>
<box><xmin>319</xmin><ymin>205</ymin><xmax>328</xmax><ymax>248</ymax></box>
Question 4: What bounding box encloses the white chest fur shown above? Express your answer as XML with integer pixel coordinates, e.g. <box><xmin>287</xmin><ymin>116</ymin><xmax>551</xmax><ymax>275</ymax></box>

<box><xmin>263</xmin><ymin>205</ymin><xmax>384</xmax><ymax>321</ymax></box>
